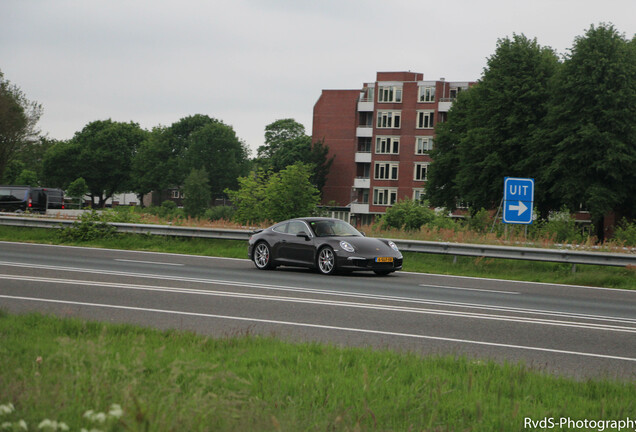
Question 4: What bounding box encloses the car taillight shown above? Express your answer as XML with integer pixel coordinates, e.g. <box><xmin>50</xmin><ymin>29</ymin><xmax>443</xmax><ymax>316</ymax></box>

<box><xmin>62</xmin><ymin>204</ymin><xmax>65</xmax><ymax>209</ymax></box>
<box><xmin>28</xmin><ymin>198</ymin><xmax>32</xmax><ymax>208</ymax></box>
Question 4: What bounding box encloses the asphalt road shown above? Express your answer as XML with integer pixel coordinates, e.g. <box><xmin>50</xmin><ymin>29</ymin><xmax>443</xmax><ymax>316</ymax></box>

<box><xmin>1</xmin><ymin>241</ymin><xmax>635</xmax><ymax>380</ymax></box>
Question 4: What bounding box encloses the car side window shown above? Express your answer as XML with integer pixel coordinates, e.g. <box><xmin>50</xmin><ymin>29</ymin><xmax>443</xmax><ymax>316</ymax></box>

<box><xmin>287</xmin><ymin>221</ymin><xmax>307</xmax><ymax>236</ymax></box>
<box><xmin>272</xmin><ymin>223</ymin><xmax>288</xmax><ymax>234</ymax></box>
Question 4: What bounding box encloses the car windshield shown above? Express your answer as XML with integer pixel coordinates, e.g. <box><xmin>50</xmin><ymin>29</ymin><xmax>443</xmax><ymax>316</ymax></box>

<box><xmin>310</xmin><ymin>220</ymin><xmax>362</xmax><ymax>237</ymax></box>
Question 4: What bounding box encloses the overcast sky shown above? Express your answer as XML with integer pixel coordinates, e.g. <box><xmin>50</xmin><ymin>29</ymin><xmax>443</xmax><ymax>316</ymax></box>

<box><xmin>1</xmin><ymin>0</ymin><xmax>634</xmax><ymax>155</ymax></box>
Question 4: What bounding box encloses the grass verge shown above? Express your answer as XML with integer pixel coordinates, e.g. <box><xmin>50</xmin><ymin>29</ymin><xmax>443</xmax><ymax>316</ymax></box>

<box><xmin>1</xmin><ymin>312</ymin><xmax>635</xmax><ymax>431</ymax></box>
<box><xmin>1</xmin><ymin>225</ymin><xmax>634</xmax><ymax>289</ymax></box>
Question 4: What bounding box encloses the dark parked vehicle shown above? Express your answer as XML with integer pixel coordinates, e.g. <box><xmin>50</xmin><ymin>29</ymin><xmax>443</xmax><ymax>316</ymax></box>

<box><xmin>41</xmin><ymin>188</ymin><xmax>65</xmax><ymax>209</ymax></box>
<box><xmin>0</xmin><ymin>186</ymin><xmax>48</xmax><ymax>213</ymax></box>
<box><xmin>248</xmin><ymin>217</ymin><xmax>403</xmax><ymax>275</ymax></box>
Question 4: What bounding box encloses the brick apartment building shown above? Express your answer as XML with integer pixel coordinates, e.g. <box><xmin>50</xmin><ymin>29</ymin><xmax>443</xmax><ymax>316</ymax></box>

<box><xmin>312</xmin><ymin>71</ymin><xmax>473</xmax><ymax>225</ymax></box>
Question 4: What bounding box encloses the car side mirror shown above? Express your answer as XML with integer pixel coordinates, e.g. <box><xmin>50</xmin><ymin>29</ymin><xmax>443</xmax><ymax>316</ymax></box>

<box><xmin>296</xmin><ymin>231</ymin><xmax>310</xmax><ymax>240</ymax></box>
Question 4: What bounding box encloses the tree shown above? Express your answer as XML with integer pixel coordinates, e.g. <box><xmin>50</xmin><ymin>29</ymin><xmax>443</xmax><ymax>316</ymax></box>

<box><xmin>0</xmin><ymin>70</ymin><xmax>42</xmax><ymax>181</ymax></box>
<box><xmin>265</xmin><ymin>163</ymin><xmax>321</xmax><ymax>222</ymax></box>
<box><xmin>184</xmin><ymin>120</ymin><xmax>250</xmax><ymax>198</ymax></box>
<box><xmin>67</xmin><ymin>177</ymin><xmax>88</xmax><ymax>208</ymax></box>
<box><xmin>14</xmin><ymin>169</ymin><xmax>38</xmax><ymax>186</ymax></box>
<box><xmin>183</xmin><ymin>168</ymin><xmax>211</xmax><ymax>218</ymax></box>
<box><xmin>132</xmin><ymin>115</ymin><xmax>250</xmax><ymax>204</ymax></box>
<box><xmin>257</xmin><ymin>119</ymin><xmax>334</xmax><ymax>193</ymax></box>
<box><xmin>225</xmin><ymin>171</ymin><xmax>268</xmax><ymax>224</ymax></box>
<box><xmin>426</xmin><ymin>34</ymin><xmax>560</xmax><ymax>212</ymax></box>
<box><xmin>258</xmin><ymin>118</ymin><xmax>306</xmax><ymax>160</ymax></box>
<box><xmin>42</xmin><ymin>120</ymin><xmax>148</xmax><ymax>206</ymax></box>
<box><xmin>226</xmin><ymin>163</ymin><xmax>320</xmax><ymax>224</ymax></box>
<box><xmin>131</xmin><ymin>126</ymin><xmax>181</xmax><ymax>203</ymax></box>
<box><xmin>542</xmin><ymin>24</ymin><xmax>636</xmax><ymax>230</ymax></box>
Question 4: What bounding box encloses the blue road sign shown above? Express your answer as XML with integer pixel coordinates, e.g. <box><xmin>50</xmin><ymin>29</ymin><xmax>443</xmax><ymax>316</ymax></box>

<box><xmin>503</xmin><ymin>177</ymin><xmax>534</xmax><ymax>224</ymax></box>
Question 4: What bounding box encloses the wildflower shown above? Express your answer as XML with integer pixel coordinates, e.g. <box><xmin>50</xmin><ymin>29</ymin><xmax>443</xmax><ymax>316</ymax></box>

<box><xmin>18</xmin><ymin>420</ymin><xmax>28</xmax><ymax>431</ymax></box>
<box><xmin>2</xmin><ymin>422</ymin><xmax>13</xmax><ymax>430</ymax></box>
<box><xmin>108</xmin><ymin>404</ymin><xmax>123</xmax><ymax>419</ymax></box>
<box><xmin>0</xmin><ymin>404</ymin><xmax>14</xmax><ymax>416</ymax></box>
<box><xmin>38</xmin><ymin>419</ymin><xmax>53</xmax><ymax>429</ymax></box>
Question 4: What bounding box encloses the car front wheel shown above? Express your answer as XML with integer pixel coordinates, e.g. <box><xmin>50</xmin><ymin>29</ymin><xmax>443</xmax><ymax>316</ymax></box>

<box><xmin>253</xmin><ymin>242</ymin><xmax>274</xmax><ymax>270</ymax></box>
<box><xmin>317</xmin><ymin>246</ymin><xmax>337</xmax><ymax>275</ymax></box>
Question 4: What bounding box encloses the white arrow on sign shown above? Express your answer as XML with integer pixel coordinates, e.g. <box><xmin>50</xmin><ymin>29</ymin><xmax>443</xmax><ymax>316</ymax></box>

<box><xmin>508</xmin><ymin>201</ymin><xmax>528</xmax><ymax>216</ymax></box>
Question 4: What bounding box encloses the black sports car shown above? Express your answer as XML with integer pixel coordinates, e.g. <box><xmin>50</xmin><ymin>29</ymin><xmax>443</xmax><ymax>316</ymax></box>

<box><xmin>247</xmin><ymin>217</ymin><xmax>403</xmax><ymax>275</ymax></box>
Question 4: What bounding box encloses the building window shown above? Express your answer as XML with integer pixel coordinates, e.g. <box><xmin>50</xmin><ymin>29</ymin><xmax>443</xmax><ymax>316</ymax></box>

<box><xmin>378</xmin><ymin>86</ymin><xmax>403</xmax><ymax>103</ymax></box>
<box><xmin>417</xmin><ymin>111</ymin><xmax>435</xmax><ymax>129</ymax></box>
<box><xmin>375</xmin><ymin>136</ymin><xmax>400</xmax><ymax>154</ymax></box>
<box><xmin>413</xmin><ymin>188</ymin><xmax>426</xmax><ymax>203</ymax></box>
<box><xmin>449</xmin><ymin>87</ymin><xmax>464</xmax><ymax>99</ymax></box>
<box><xmin>377</xmin><ymin>111</ymin><xmax>401</xmax><ymax>128</ymax></box>
<box><xmin>414</xmin><ymin>163</ymin><xmax>429</xmax><ymax>181</ymax></box>
<box><xmin>373</xmin><ymin>188</ymin><xmax>398</xmax><ymax>206</ymax></box>
<box><xmin>374</xmin><ymin>162</ymin><xmax>399</xmax><ymax>180</ymax></box>
<box><xmin>418</xmin><ymin>86</ymin><xmax>436</xmax><ymax>102</ymax></box>
<box><xmin>415</xmin><ymin>137</ymin><xmax>434</xmax><ymax>154</ymax></box>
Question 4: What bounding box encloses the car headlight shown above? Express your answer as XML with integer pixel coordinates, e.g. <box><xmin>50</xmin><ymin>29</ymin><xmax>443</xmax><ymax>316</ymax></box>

<box><xmin>388</xmin><ymin>241</ymin><xmax>399</xmax><ymax>252</ymax></box>
<box><xmin>339</xmin><ymin>241</ymin><xmax>355</xmax><ymax>253</ymax></box>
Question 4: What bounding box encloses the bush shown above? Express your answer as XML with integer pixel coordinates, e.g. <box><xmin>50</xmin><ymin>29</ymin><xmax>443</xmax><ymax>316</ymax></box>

<box><xmin>58</xmin><ymin>211</ymin><xmax>117</xmax><ymax>242</ymax></box>
<box><xmin>540</xmin><ymin>207</ymin><xmax>585</xmax><ymax>243</ymax></box>
<box><xmin>381</xmin><ymin>199</ymin><xmax>435</xmax><ymax>231</ymax></box>
<box><xmin>613</xmin><ymin>218</ymin><xmax>636</xmax><ymax>246</ymax></box>
<box><xmin>205</xmin><ymin>205</ymin><xmax>235</xmax><ymax>221</ymax></box>
<box><xmin>467</xmin><ymin>208</ymin><xmax>494</xmax><ymax>233</ymax></box>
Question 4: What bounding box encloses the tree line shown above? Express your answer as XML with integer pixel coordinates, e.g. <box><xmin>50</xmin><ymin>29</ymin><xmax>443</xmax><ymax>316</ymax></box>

<box><xmin>426</xmin><ymin>24</ymin><xmax>636</xmax><ymax>238</ymax></box>
<box><xmin>0</xmin><ymin>76</ymin><xmax>331</xmax><ymax>217</ymax></box>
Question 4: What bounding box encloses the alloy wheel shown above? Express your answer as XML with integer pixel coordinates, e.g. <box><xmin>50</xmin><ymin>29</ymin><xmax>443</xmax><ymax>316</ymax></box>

<box><xmin>318</xmin><ymin>247</ymin><xmax>335</xmax><ymax>275</ymax></box>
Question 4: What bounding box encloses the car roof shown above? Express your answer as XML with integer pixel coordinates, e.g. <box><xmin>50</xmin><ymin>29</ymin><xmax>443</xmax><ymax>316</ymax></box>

<box><xmin>289</xmin><ymin>217</ymin><xmax>342</xmax><ymax>223</ymax></box>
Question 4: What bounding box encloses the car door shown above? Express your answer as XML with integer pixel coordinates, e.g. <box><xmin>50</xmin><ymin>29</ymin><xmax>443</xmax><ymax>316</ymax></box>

<box><xmin>277</xmin><ymin>221</ymin><xmax>315</xmax><ymax>265</ymax></box>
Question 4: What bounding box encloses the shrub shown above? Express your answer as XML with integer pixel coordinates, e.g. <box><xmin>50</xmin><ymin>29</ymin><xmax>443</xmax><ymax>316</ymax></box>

<box><xmin>382</xmin><ymin>199</ymin><xmax>435</xmax><ymax>231</ymax></box>
<box><xmin>467</xmin><ymin>208</ymin><xmax>494</xmax><ymax>233</ymax></box>
<box><xmin>205</xmin><ymin>205</ymin><xmax>235</xmax><ymax>221</ymax></box>
<box><xmin>58</xmin><ymin>211</ymin><xmax>117</xmax><ymax>242</ymax></box>
<box><xmin>613</xmin><ymin>218</ymin><xmax>636</xmax><ymax>246</ymax></box>
<box><xmin>540</xmin><ymin>207</ymin><xmax>585</xmax><ymax>243</ymax></box>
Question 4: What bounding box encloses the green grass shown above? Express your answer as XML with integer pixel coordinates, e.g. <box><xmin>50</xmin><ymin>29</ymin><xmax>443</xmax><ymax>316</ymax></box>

<box><xmin>1</xmin><ymin>225</ymin><xmax>634</xmax><ymax>289</ymax></box>
<box><xmin>1</xmin><ymin>312</ymin><xmax>634</xmax><ymax>431</ymax></box>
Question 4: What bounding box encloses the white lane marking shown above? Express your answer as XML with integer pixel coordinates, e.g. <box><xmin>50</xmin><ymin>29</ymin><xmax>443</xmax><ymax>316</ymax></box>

<box><xmin>0</xmin><ymin>240</ymin><xmax>247</xmax><ymax>262</ymax></box>
<box><xmin>115</xmin><ymin>259</ymin><xmax>184</xmax><ymax>266</ymax></box>
<box><xmin>1</xmin><ymin>261</ymin><xmax>636</xmax><ymax>326</ymax></box>
<box><xmin>407</xmin><ymin>272</ymin><xmax>636</xmax><ymax>293</ymax></box>
<box><xmin>420</xmin><ymin>284</ymin><xmax>519</xmax><ymax>295</ymax></box>
<box><xmin>2</xmin><ymin>274</ymin><xmax>636</xmax><ymax>334</ymax></box>
<box><xmin>1</xmin><ymin>293</ymin><xmax>635</xmax><ymax>363</ymax></box>
<box><xmin>3</xmin><ymin>240</ymin><xmax>632</xmax><ymax>293</ymax></box>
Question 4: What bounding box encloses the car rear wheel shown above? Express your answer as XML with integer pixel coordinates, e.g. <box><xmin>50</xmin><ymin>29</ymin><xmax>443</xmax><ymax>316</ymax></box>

<box><xmin>317</xmin><ymin>246</ymin><xmax>337</xmax><ymax>275</ymax></box>
<box><xmin>253</xmin><ymin>242</ymin><xmax>274</xmax><ymax>270</ymax></box>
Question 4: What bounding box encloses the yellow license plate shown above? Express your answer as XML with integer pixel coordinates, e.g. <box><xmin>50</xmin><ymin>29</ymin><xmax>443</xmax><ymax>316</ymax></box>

<box><xmin>375</xmin><ymin>257</ymin><xmax>393</xmax><ymax>263</ymax></box>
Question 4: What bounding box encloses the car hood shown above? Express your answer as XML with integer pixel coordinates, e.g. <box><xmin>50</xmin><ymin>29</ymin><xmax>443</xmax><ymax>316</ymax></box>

<box><xmin>337</xmin><ymin>237</ymin><xmax>400</xmax><ymax>256</ymax></box>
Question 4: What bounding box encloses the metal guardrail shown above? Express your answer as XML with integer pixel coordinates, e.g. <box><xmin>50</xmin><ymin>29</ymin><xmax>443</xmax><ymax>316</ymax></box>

<box><xmin>1</xmin><ymin>215</ymin><xmax>635</xmax><ymax>268</ymax></box>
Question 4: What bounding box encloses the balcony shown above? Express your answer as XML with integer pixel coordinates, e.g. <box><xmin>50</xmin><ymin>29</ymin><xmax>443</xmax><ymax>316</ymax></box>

<box><xmin>354</xmin><ymin>151</ymin><xmax>372</xmax><ymax>163</ymax></box>
<box><xmin>353</xmin><ymin>177</ymin><xmax>370</xmax><ymax>189</ymax></box>
<box><xmin>438</xmin><ymin>99</ymin><xmax>453</xmax><ymax>112</ymax></box>
<box><xmin>356</xmin><ymin>125</ymin><xmax>373</xmax><ymax>137</ymax></box>
<box><xmin>357</xmin><ymin>98</ymin><xmax>374</xmax><ymax>112</ymax></box>
<box><xmin>350</xmin><ymin>203</ymin><xmax>370</xmax><ymax>214</ymax></box>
